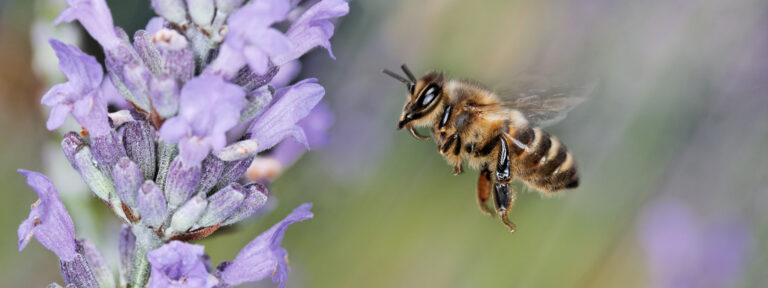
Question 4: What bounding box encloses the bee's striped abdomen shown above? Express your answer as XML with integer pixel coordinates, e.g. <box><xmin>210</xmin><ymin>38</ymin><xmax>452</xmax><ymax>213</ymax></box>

<box><xmin>509</xmin><ymin>126</ymin><xmax>579</xmax><ymax>194</ymax></box>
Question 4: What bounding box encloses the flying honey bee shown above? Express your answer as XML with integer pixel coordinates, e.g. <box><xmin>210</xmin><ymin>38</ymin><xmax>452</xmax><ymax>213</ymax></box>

<box><xmin>383</xmin><ymin>64</ymin><xmax>588</xmax><ymax>232</ymax></box>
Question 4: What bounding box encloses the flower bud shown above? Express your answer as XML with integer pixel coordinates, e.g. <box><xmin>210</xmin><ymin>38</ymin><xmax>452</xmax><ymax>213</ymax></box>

<box><xmin>78</xmin><ymin>239</ymin><xmax>114</xmax><ymax>288</ymax></box>
<box><xmin>214</xmin><ymin>156</ymin><xmax>253</xmax><ymax>191</ymax></box>
<box><xmin>165</xmin><ymin>155</ymin><xmax>202</xmax><ymax>208</ymax></box>
<box><xmin>90</xmin><ymin>132</ymin><xmax>127</xmax><ymax>179</ymax></box>
<box><xmin>215</xmin><ymin>0</ymin><xmax>245</xmax><ymax>15</ymax></box>
<box><xmin>151</xmin><ymin>0</ymin><xmax>188</xmax><ymax>25</ymax></box>
<box><xmin>214</xmin><ymin>139</ymin><xmax>258</xmax><ymax>161</ymax></box>
<box><xmin>122</xmin><ymin>120</ymin><xmax>156</xmax><ymax>180</ymax></box>
<box><xmin>113</xmin><ymin>157</ymin><xmax>143</xmax><ymax>208</ymax></box>
<box><xmin>60</xmin><ymin>253</ymin><xmax>100</xmax><ymax>288</ymax></box>
<box><xmin>122</xmin><ymin>62</ymin><xmax>152</xmax><ymax>110</ymax></box>
<box><xmin>170</xmin><ymin>196</ymin><xmax>208</xmax><ymax>232</ymax></box>
<box><xmin>137</xmin><ymin>180</ymin><xmax>167</xmax><ymax>228</ymax></box>
<box><xmin>149</xmin><ymin>74</ymin><xmax>179</xmax><ymax>118</ymax></box>
<box><xmin>74</xmin><ymin>145</ymin><xmax>116</xmax><ymax>201</ymax></box>
<box><xmin>155</xmin><ymin>139</ymin><xmax>178</xmax><ymax>189</ymax></box>
<box><xmin>62</xmin><ymin>132</ymin><xmax>86</xmax><ymax>169</ymax></box>
<box><xmin>195</xmin><ymin>155</ymin><xmax>225</xmax><ymax>196</ymax></box>
<box><xmin>187</xmin><ymin>0</ymin><xmax>215</xmax><ymax>28</ymax></box>
<box><xmin>223</xmin><ymin>182</ymin><xmax>268</xmax><ymax>225</ymax></box>
<box><xmin>133</xmin><ymin>30</ymin><xmax>162</xmax><ymax>74</ymax></box>
<box><xmin>197</xmin><ymin>184</ymin><xmax>245</xmax><ymax>227</ymax></box>
<box><xmin>154</xmin><ymin>29</ymin><xmax>195</xmax><ymax>83</ymax></box>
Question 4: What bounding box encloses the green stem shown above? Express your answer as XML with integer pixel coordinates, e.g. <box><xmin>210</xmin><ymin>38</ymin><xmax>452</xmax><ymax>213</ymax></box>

<box><xmin>129</xmin><ymin>245</ymin><xmax>151</xmax><ymax>288</ymax></box>
<box><xmin>128</xmin><ymin>225</ymin><xmax>163</xmax><ymax>288</ymax></box>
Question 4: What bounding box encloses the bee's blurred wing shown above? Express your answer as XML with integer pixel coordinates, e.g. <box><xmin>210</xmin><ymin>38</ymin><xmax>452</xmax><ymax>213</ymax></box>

<box><xmin>498</xmin><ymin>77</ymin><xmax>595</xmax><ymax>127</ymax></box>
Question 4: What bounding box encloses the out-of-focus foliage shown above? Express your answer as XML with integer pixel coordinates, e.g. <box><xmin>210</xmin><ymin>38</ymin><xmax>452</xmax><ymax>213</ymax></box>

<box><xmin>2</xmin><ymin>0</ymin><xmax>766</xmax><ymax>287</ymax></box>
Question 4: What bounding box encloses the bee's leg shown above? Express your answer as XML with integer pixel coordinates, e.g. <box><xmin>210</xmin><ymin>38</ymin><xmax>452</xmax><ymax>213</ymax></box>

<box><xmin>494</xmin><ymin>135</ymin><xmax>516</xmax><ymax>232</ymax></box>
<box><xmin>493</xmin><ymin>182</ymin><xmax>517</xmax><ymax>232</ymax></box>
<box><xmin>453</xmin><ymin>164</ymin><xmax>463</xmax><ymax>175</ymax></box>
<box><xmin>476</xmin><ymin>169</ymin><xmax>494</xmax><ymax>217</ymax></box>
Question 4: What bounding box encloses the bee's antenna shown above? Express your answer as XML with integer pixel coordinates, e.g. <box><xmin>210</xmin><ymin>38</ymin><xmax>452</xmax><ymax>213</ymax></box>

<box><xmin>382</xmin><ymin>69</ymin><xmax>411</xmax><ymax>85</ymax></box>
<box><xmin>401</xmin><ymin>64</ymin><xmax>417</xmax><ymax>82</ymax></box>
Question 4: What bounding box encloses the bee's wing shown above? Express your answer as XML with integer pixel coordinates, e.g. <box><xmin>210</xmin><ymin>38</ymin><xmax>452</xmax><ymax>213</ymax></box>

<box><xmin>497</xmin><ymin>78</ymin><xmax>594</xmax><ymax>127</ymax></box>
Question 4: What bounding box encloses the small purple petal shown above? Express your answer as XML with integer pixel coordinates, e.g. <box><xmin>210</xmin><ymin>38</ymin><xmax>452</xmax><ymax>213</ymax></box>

<box><xmin>46</xmin><ymin>98</ymin><xmax>72</xmax><ymax>130</ymax></box>
<box><xmin>160</xmin><ymin>75</ymin><xmax>246</xmax><ymax>164</ymax></box>
<box><xmin>269</xmin><ymin>60</ymin><xmax>301</xmax><ymax>88</ymax></box>
<box><xmin>272</xmin><ymin>100</ymin><xmax>333</xmax><ymax>166</ymax></box>
<box><xmin>147</xmin><ymin>241</ymin><xmax>217</xmax><ymax>288</ymax></box>
<box><xmin>17</xmin><ymin>170</ymin><xmax>77</xmax><ymax>261</ymax></box>
<box><xmin>248</xmin><ymin>78</ymin><xmax>324</xmax><ymax>151</ymax></box>
<box><xmin>54</xmin><ymin>0</ymin><xmax>121</xmax><ymax>49</ymax></box>
<box><xmin>273</xmin><ymin>0</ymin><xmax>349</xmax><ymax>65</ymax></box>
<box><xmin>101</xmin><ymin>76</ymin><xmax>131</xmax><ymax>109</ymax></box>
<box><xmin>145</xmin><ymin>17</ymin><xmax>167</xmax><ymax>34</ymax></box>
<box><xmin>219</xmin><ymin>203</ymin><xmax>313</xmax><ymax>287</ymax></box>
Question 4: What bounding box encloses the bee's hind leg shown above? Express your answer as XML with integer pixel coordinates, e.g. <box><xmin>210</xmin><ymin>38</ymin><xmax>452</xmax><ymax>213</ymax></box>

<box><xmin>476</xmin><ymin>169</ymin><xmax>494</xmax><ymax>217</ymax></box>
<box><xmin>494</xmin><ymin>135</ymin><xmax>517</xmax><ymax>232</ymax></box>
<box><xmin>493</xmin><ymin>182</ymin><xmax>517</xmax><ymax>232</ymax></box>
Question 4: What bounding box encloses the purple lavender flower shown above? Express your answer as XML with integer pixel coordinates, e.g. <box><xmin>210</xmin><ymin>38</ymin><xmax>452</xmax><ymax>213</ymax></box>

<box><xmin>17</xmin><ymin>170</ymin><xmax>77</xmax><ymax>261</ymax></box>
<box><xmin>22</xmin><ymin>0</ymin><xmax>348</xmax><ymax>286</ymax></box>
<box><xmin>218</xmin><ymin>203</ymin><xmax>313</xmax><ymax>287</ymax></box>
<box><xmin>147</xmin><ymin>241</ymin><xmax>218</xmax><ymax>288</ymax></box>
<box><xmin>273</xmin><ymin>0</ymin><xmax>350</xmax><ymax>65</ymax></box>
<box><xmin>205</xmin><ymin>0</ymin><xmax>291</xmax><ymax>78</ymax></box>
<box><xmin>159</xmin><ymin>75</ymin><xmax>246</xmax><ymax>164</ymax></box>
<box><xmin>41</xmin><ymin>39</ymin><xmax>110</xmax><ymax>136</ymax></box>
<box><xmin>248</xmin><ymin>78</ymin><xmax>325</xmax><ymax>152</ymax></box>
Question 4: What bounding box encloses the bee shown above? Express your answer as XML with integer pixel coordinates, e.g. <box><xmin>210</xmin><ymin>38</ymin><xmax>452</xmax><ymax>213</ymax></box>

<box><xmin>383</xmin><ymin>64</ymin><xmax>588</xmax><ymax>232</ymax></box>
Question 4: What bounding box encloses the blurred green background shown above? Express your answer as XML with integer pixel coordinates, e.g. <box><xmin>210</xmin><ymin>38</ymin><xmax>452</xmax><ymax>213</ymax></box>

<box><xmin>2</xmin><ymin>0</ymin><xmax>767</xmax><ymax>287</ymax></box>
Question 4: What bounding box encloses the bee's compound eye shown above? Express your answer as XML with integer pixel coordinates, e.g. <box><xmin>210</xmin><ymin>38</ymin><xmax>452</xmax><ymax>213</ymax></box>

<box><xmin>418</xmin><ymin>84</ymin><xmax>441</xmax><ymax>108</ymax></box>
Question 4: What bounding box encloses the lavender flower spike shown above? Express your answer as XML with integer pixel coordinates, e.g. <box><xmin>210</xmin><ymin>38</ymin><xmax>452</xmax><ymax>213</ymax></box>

<box><xmin>160</xmin><ymin>75</ymin><xmax>246</xmax><ymax>164</ymax></box>
<box><xmin>147</xmin><ymin>241</ymin><xmax>218</xmax><ymax>288</ymax></box>
<box><xmin>17</xmin><ymin>170</ymin><xmax>77</xmax><ymax>261</ymax></box>
<box><xmin>41</xmin><ymin>40</ymin><xmax>110</xmax><ymax>136</ymax></box>
<box><xmin>248</xmin><ymin>78</ymin><xmax>325</xmax><ymax>152</ymax></box>
<box><xmin>54</xmin><ymin>0</ymin><xmax>121</xmax><ymax>50</ymax></box>
<box><xmin>218</xmin><ymin>203</ymin><xmax>313</xmax><ymax>287</ymax></box>
<box><xmin>273</xmin><ymin>0</ymin><xmax>350</xmax><ymax>65</ymax></box>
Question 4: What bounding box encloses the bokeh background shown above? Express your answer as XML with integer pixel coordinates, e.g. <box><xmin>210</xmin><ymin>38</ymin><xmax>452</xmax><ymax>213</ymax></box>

<box><xmin>2</xmin><ymin>0</ymin><xmax>767</xmax><ymax>287</ymax></box>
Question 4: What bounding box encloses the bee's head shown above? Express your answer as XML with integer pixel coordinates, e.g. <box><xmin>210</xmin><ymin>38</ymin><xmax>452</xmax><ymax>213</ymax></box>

<box><xmin>382</xmin><ymin>64</ymin><xmax>445</xmax><ymax>139</ymax></box>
